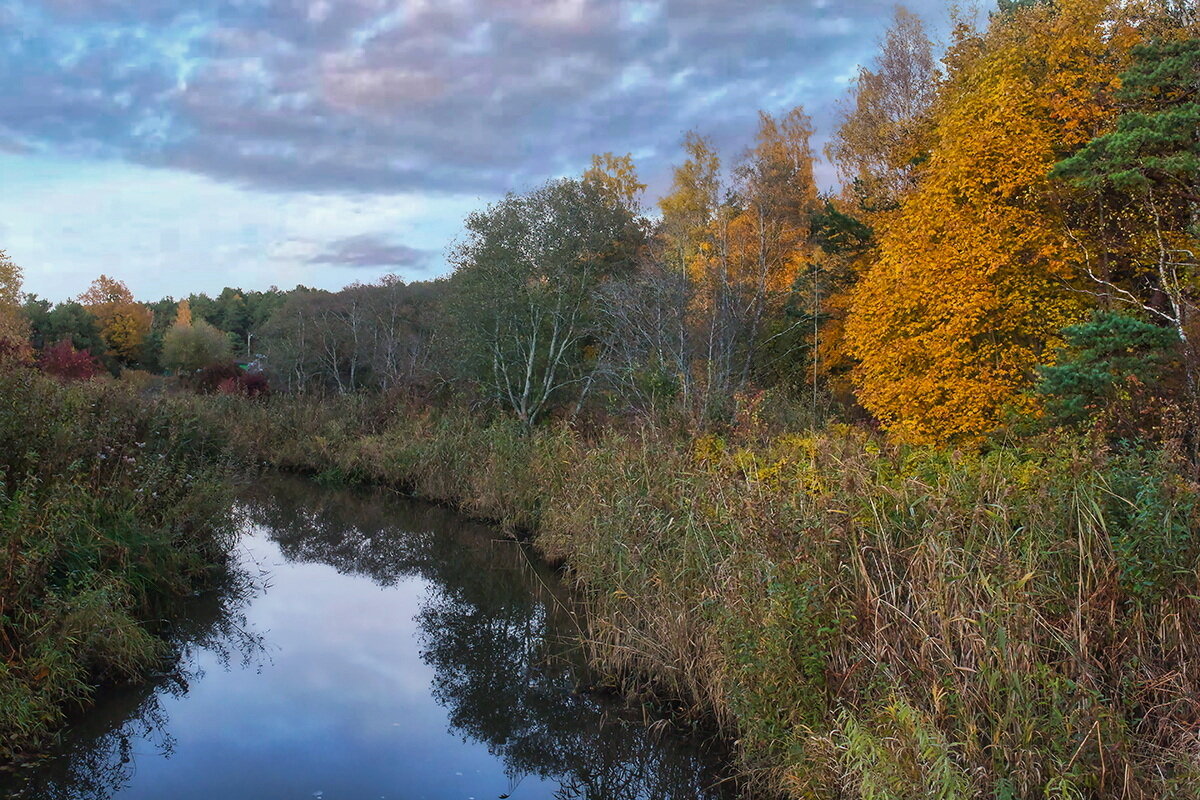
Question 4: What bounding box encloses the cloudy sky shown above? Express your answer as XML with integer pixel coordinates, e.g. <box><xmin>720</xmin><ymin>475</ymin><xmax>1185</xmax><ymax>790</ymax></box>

<box><xmin>3</xmin><ymin>0</ymin><xmax>959</xmax><ymax>302</ymax></box>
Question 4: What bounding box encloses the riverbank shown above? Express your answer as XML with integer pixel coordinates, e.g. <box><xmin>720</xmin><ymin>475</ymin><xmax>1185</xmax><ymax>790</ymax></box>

<box><xmin>6</xmin><ymin>380</ymin><xmax>1199</xmax><ymax>797</ymax></box>
<box><xmin>0</xmin><ymin>371</ymin><xmax>241</xmax><ymax>759</ymax></box>
<box><xmin>192</xmin><ymin>393</ymin><xmax>1200</xmax><ymax>799</ymax></box>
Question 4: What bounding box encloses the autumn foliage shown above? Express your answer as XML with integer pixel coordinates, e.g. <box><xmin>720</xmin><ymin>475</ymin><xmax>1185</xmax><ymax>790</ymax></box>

<box><xmin>78</xmin><ymin>274</ymin><xmax>153</xmax><ymax>365</ymax></box>
<box><xmin>38</xmin><ymin>340</ymin><xmax>102</xmax><ymax>381</ymax></box>
<box><xmin>1</xmin><ymin>2</ymin><xmax>1199</xmax><ymax>797</ymax></box>
<box><xmin>842</xmin><ymin>0</ymin><xmax>1144</xmax><ymax>444</ymax></box>
<box><xmin>0</xmin><ymin>250</ymin><xmax>31</xmax><ymax>366</ymax></box>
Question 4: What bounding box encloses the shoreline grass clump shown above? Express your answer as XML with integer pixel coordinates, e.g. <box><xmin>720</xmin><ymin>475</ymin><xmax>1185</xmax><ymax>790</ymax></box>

<box><xmin>194</xmin><ymin>392</ymin><xmax>1200</xmax><ymax>799</ymax></box>
<box><xmin>0</xmin><ymin>369</ymin><xmax>241</xmax><ymax>759</ymax></box>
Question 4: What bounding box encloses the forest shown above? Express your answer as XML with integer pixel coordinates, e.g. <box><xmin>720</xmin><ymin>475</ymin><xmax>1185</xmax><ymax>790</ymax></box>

<box><xmin>2</xmin><ymin>0</ymin><xmax>1200</xmax><ymax>797</ymax></box>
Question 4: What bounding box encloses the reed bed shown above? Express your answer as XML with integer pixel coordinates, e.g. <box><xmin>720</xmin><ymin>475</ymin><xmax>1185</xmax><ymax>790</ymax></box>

<box><xmin>195</xmin><ymin>392</ymin><xmax>1200</xmax><ymax>799</ymax></box>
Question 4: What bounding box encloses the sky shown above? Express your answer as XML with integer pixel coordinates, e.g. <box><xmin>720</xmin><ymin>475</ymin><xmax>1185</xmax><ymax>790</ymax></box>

<box><xmin>1</xmin><ymin>0</ymin><xmax>964</xmax><ymax>303</ymax></box>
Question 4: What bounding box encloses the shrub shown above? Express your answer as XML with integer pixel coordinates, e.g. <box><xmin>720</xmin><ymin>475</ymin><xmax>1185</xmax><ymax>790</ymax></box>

<box><xmin>217</xmin><ymin>370</ymin><xmax>270</xmax><ymax>398</ymax></box>
<box><xmin>38</xmin><ymin>339</ymin><xmax>101</xmax><ymax>381</ymax></box>
<box><xmin>161</xmin><ymin>319</ymin><xmax>233</xmax><ymax>375</ymax></box>
<box><xmin>191</xmin><ymin>361</ymin><xmax>242</xmax><ymax>394</ymax></box>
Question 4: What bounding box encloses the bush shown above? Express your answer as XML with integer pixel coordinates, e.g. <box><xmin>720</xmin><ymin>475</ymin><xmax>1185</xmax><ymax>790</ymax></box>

<box><xmin>161</xmin><ymin>319</ymin><xmax>233</xmax><ymax>375</ymax></box>
<box><xmin>191</xmin><ymin>361</ymin><xmax>242</xmax><ymax>394</ymax></box>
<box><xmin>37</xmin><ymin>339</ymin><xmax>101</xmax><ymax>381</ymax></box>
<box><xmin>218</xmin><ymin>370</ymin><xmax>270</xmax><ymax>398</ymax></box>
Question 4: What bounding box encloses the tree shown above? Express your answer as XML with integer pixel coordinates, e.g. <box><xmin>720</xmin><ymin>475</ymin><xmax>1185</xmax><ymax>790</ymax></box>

<box><xmin>843</xmin><ymin>0</ymin><xmax>1139</xmax><ymax>444</ymax></box>
<box><xmin>161</xmin><ymin>317</ymin><xmax>233</xmax><ymax>375</ymax></box>
<box><xmin>594</xmin><ymin>241</ymin><xmax>694</xmax><ymax>418</ymax></box>
<box><xmin>1051</xmin><ymin>35</ymin><xmax>1200</xmax><ymax>407</ymax></box>
<box><xmin>656</xmin><ymin>113</ymin><xmax>822</xmax><ymax>422</ymax></box>
<box><xmin>0</xmin><ymin>250</ymin><xmax>29</xmax><ymax>355</ymax></box>
<box><xmin>23</xmin><ymin>298</ymin><xmax>108</xmax><ymax>367</ymax></box>
<box><xmin>180</xmin><ymin>287</ymin><xmax>286</xmax><ymax>358</ymax></box>
<box><xmin>258</xmin><ymin>289</ymin><xmax>324</xmax><ymax>393</ymax></box>
<box><xmin>827</xmin><ymin>6</ymin><xmax>939</xmax><ymax>212</ymax></box>
<box><xmin>659</xmin><ymin>132</ymin><xmax>721</xmax><ymax>275</ymax></box>
<box><xmin>583</xmin><ymin>153</ymin><xmax>647</xmax><ymax>215</ymax></box>
<box><xmin>358</xmin><ymin>278</ymin><xmax>442</xmax><ymax>394</ymax></box>
<box><xmin>257</xmin><ymin>280</ymin><xmax>445</xmax><ymax>395</ymax></box>
<box><xmin>213</xmin><ymin>288</ymin><xmax>253</xmax><ymax>354</ymax></box>
<box><xmin>1036</xmin><ymin>310</ymin><xmax>1181</xmax><ymax>427</ymax></box>
<box><xmin>799</xmin><ymin>199</ymin><xmax>876</xmax><ymax>403</ymax></box>
<box><xmin>728</xmin><ymin>108</ymin><xmax>820</xmax><ymax>390</ymax></box>
<box><xmin>175</xmin><ymin>298</ymin><xmax>193</xmax><ymax>328</ymax></box>
<box><xmin>449</xmin><ymin>179</ymin><xmax>644</xmax><ymax>424</ymax></box>
<box><xmin>78</xmin><ymin>275</ymin><xmax>152</xmax><ymax>365</ymax></box>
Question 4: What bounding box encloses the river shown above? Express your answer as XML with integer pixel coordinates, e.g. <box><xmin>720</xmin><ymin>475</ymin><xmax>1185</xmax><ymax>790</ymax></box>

<box><xmin>0</xmin><ymin>476</ymin><xmax>734</xmax><ymax>800</ymax></box>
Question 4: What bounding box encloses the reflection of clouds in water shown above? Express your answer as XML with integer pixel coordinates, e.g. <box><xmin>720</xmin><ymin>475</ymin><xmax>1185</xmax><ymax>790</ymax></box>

<box><xmin>1</xmin><ymin>477</ymin><xmax>733</xmax><ymax>800</ymax></box>
<box><xmin>246</xmin><ymin>477</ymin><xmax>733</xmax><ymax>799</ymax></box>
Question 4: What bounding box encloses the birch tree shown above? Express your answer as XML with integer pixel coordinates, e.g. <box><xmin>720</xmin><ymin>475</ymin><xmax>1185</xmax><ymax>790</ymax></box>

<box><xmin>449</xmin><ymin>179</ymin><xmax>643</xmax><ymax>424</ymax></box>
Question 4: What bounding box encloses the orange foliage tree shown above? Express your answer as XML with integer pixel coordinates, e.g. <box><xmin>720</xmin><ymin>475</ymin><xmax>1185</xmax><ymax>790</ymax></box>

<box><xmin>843</xmin><ymin>0</ymin><xmax>1141</xmax><ymax>444</ymax></box>
<box><xmin>174</xmin><ymin>298</ymin><xmax>193</xmax><ymax>328</ymax></box>
<box><xmin>78</xmin><ymin>275</ymin><xmax>152</xmax><ymax>365</ymax></box>
<box><xmin>0</xmin><ymin>249</ymin><xmax>31</xmax><ymax>364</ymax></box>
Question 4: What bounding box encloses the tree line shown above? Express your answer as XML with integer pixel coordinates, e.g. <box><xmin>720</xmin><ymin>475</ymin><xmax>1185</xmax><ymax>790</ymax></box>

<box><xmin>1</xmin><ymin>0</ymin><xmax>1196</xmax><ymax>444</ymax></box>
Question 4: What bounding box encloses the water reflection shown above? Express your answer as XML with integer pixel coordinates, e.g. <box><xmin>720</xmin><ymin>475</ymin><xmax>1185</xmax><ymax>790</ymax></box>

<box><xmin>1</xmin><ymin>476</ymin><xmax>733</xmax><ymax>800</ymax></box>
<box><xmin>2</xmin><ymin>560</ymin><xmax>264</xmax><ymax>800</ymax></box>
<box><xmin>246</xmin><ymin>478</ymin><xmax>733</xmax><ymax>800</ymax></box>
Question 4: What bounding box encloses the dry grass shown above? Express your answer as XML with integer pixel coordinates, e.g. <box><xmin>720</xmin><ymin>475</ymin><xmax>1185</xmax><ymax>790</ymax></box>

<box><xmin>195</xmin><ymin>393</ymin><xmax>1200</xmax><ymax>798</ymax></box>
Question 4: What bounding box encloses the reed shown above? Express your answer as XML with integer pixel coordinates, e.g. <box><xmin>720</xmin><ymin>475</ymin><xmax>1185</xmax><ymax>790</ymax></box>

<box><xmin>198</xmin><ymin>392</ymin><xmax>1200</xmax><ymax>799</ymax></box>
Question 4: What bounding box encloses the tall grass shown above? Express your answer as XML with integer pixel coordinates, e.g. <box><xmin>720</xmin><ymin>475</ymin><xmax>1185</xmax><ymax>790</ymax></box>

<box><xmin>0</xmin><ymin>369</ymin><xmax>240</xmax><ymax>758</ymax></box>
<box><xmin>196</xmin><ymin>392</ymin><xmax>1200</xmax><ymax>799</ymax></box>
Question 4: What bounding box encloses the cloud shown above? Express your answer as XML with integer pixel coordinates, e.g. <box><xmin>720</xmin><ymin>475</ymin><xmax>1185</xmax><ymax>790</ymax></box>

<box><xmin>5</xmin><ymin>0</ymin><xmax>958</xmax><ymax>196</ymax></box>
<box><xmin>306</xmin><ymin>234</ymin><xmax>435</xmax><ymax>270</ymax></box>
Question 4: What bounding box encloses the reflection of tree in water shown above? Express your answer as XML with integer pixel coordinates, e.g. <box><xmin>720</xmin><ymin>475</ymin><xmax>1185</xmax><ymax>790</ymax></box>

<box><xmin>0</xmin><ymin>561</ymin><xmax>264</xmax><ymax>800</ymax></box>
<box><xmin>418</xmin><ymin>569</ymin><xmax>731</xmax><ymax>800</ymax></box>
<box><xmin>244</xmin><ymin>476</ymin><xmax>734</xmax><ymax>800</ymax></box>
<box><xmin>3</xmin><ymin>477</ymin><xmax>733</xmax><ymax>800</ymax></box>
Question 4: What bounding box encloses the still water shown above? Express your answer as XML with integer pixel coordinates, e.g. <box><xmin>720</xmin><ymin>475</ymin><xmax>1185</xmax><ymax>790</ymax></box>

<box><xmin>2</xmin><ymin>477</ymin><xmax>733</xmax><ymax>800</ymax></box>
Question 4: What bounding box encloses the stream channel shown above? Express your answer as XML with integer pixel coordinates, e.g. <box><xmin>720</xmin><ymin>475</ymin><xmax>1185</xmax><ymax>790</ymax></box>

<box><xmin>1</xmin><ymin>475</ymin><xmax>735</xmax><ymax>800</ymax></box>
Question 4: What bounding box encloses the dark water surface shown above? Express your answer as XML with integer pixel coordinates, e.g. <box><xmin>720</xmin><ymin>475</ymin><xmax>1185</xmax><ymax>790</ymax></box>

<box><xmin>2</xmin><ymin>477</ymin><xmax>733</xmax><ymax>800</ymax></box>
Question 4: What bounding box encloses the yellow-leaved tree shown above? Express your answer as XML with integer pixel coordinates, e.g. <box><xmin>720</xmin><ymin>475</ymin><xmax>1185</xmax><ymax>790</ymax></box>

<box><xmin>843</xmin><ymin>0</ymin><xmax>1141</xmax><ymax>444</ymax></box>
<box><xmin>656</xmin><ymin>114</ymin><xmax>820</xmax><ymax>418</ymax></box>
<box><xmin>583</xmin><ymin>152</ymin><xmax>647</xmax><ymax>216</ymax></box>
<box><xmin>0</xmin><ymin>250</ymin><xmax>30</xmax><ymax>361</ymax></box>
<box><xmin>659</xmin><ymin>132</ymin><xmax>721</xmax><ymax>276</ymax></box>
<box><xmin>78</xmin><ymin>275</ymin><xmax>153</xmax><ymax>365</ymax></box>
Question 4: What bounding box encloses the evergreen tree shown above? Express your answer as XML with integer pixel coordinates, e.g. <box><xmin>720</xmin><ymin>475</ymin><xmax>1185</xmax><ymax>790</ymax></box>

<box><xmin>1037</xmin><ymin>311</ymin><xmax>1181</xmax><ymax>426</ymax></box>
<box><xmin>1053</xmin><ymin>37</ymin><xmax>1199</xmax><ymax>212</ymax></box>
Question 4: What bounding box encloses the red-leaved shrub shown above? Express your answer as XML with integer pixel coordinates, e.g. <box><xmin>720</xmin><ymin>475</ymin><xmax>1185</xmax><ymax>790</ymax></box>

<box><xmin>39</xmin><ymin>340</ymin><xmax>100</xmax><ymax>381</ymax></box>
<box><xmin>191</xmin><ymin>362</ymin><xmax>242</xmax><ymax>394</ymax></box>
